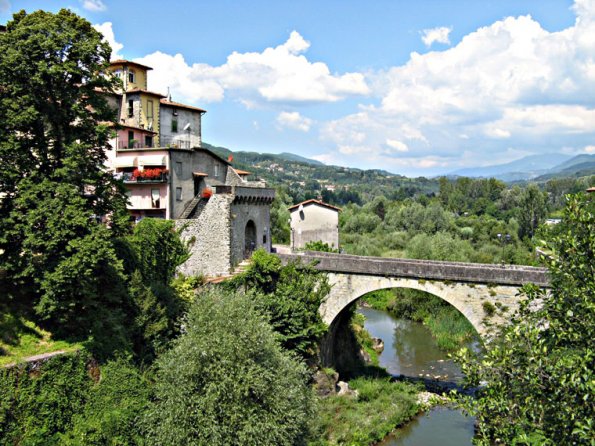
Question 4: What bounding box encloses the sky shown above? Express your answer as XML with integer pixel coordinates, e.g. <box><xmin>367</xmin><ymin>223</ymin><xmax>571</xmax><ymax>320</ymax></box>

<box><xmin>2</xmin><ymin>0</ymin><xmax>595</xmax><ymax>177</ymax></box>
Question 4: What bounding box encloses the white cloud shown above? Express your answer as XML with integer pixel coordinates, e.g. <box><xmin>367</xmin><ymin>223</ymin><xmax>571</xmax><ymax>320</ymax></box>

<box><xmin>81</xmin><ymin>0</ymin><xmax>106</xmax><ymax>12</ymax></box>
<box><xmin>385</xmin><ymin>139</ymin><xmax>409</xmax><ymax>152</ymax></box>
<box><xmin>0</xmin><ymin>0</ymin><xmax>10</xmax><ymax>13</ymax></box>
<box><xmin>93</xmin><ymin>22</ymin><xmax>123</xmax><ymax>60</ymax></box>
<box><xmin>320</xmin><ymin>2</ymin><xmax>595</xmax><ymax>175</ymax></box>
<box><xmin>135</xmin><ymin>30</ymin><xmax>369</xmax><ymax>105</ymax></box>
<box><xmin>277</xmin><ymin>111</ymin><xmax>313</xmax><ymax>132</ymax></box>
<box><xmin>585</xmin><ymin>145</ymin><xmax>595</xmax><ymax>153</ymax></box>
<box><xmin>421</xmin><ymin>26</ymin><xmax>452</xmax><ymax>47</ymax></box>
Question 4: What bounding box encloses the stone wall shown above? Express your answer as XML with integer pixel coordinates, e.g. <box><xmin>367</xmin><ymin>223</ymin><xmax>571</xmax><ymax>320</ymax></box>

<box><xmin>170</xmin><ymin>149</ymin><xmax>229</xmax><ymax>219</ymax></box>
<box><xmin>230</xmin><ymin>201</ymin><xmax>272</xmax><ymax>267</ymax></box>
<box><xmin>176</xmin><ymin>194</ymin><xmax>233</xmax><ymax>277</ymax></box>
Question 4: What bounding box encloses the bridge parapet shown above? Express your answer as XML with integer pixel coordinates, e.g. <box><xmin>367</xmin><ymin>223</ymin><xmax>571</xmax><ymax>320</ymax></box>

<box><xmin>276</xmin><ymin>252</ymin><xmax>550</xmax><ymax>287</ymax></box>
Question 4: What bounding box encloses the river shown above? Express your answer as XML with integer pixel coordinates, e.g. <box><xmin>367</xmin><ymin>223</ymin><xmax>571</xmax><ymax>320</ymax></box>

<box><xmin>358</xmin><ymin>306</ymin><xmax>475</xmax><ymax>445</ymax></box>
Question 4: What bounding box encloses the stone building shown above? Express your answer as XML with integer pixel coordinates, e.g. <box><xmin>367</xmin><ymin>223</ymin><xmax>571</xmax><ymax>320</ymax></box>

<box><xmin>104</xmin><ymin>59</ymin><xmax>274</xmax><ymax>276</ymax></box>
<box><xmin>289</xmin><ymin>199</ymin><xmax>341</xmax><ymax>250</ymax></box>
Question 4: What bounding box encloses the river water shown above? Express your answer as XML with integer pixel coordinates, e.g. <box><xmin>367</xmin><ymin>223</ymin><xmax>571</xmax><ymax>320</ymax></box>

<box><xmin>358</xmin><ymin>306</ymin><xmax>475</xmax><ymax>445</ymax></box>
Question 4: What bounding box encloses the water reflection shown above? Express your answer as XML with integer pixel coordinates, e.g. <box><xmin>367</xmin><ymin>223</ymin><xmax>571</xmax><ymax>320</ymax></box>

<box><xmin>359</xmin><ymin>307</ymin><xmax>463</xmax><ymax>382</ymax></box>
<box><xmin>357</xmin><ymin>306</ymin><xmax>475</xmax><ymax>445</ymax></box>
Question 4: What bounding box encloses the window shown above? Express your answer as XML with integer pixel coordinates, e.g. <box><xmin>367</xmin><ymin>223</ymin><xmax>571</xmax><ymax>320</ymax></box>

<box><xmin>151</xmin><ymin>189</ymin><xmax>160</xmax><ymax>208</ymax></box>
<box><xmin>172</xmin><ymin>118</ymin><xmax>178</xmax><ymax>133</ymax></box>
<box><xmin>127</xmin><ymin>99</ymin><xmax>134</xmax><ymax>118</ymax></box>
<box><xmin>128</xmin><ymin>130</ymin><xmax>134</xmax><ymax>148</ymax></box>
<box><xmin>176</xmin><ymin>187</ymin><xmax>183</xmax><ymax>201</ymax></box>
<box><xmin>146</xmin><ymin>100</ymin><xmax>153</xmax><ymax>119</ymax></box>
<box><xmin>214</xmin><ymin>164</ymin><xmax>219</xmax><ymax>177</ymax></box>
<box><xmin>128</xmin><ymin>69</ymin><xmax>135</xmax><ymax>83</ymax></box>
<box><xmin>175</xmin><ymin>161</ymin><xmax>183</xmax><ymax>176</ymax></box>
<box><xmin>144</xmin><ymin>135</ymin><xmax>153</xmax><ymax>148</ymax></box>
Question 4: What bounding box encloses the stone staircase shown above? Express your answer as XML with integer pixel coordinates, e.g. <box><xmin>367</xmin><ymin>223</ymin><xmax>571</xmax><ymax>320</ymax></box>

<box><xmin>205</xmin><ymin>259</ymin><xmax>251</xmax><ymax>284</ymax></box>
<box><xmin>179</xmin><ymin>194</ymin><xmax>203</xmax><ymax>219</ymax></box>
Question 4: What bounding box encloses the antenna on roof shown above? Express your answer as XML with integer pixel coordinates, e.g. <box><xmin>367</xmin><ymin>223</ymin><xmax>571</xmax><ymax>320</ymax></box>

<box><xmin>166</xmin><ymin>86</ymin><xmax>172</xmax><ymax>102</ymax></box>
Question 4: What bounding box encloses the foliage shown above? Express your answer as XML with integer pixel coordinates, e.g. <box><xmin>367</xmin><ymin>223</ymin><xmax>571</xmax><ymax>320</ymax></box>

<box><xmin>0</xmin><ymin>352</ymin><xmax>93</xmax><ymax>445</ymax></box>
<box><xmin>231</xmin><ymin>249</ymin><xmax>330</xmax><ymax>359</ymax></box>
<box><xmin>454</xmin><ymin>193</ymin><xmax>595</xmax><ymax>445</ymax></box>
<box><xmin>127</xmin><ymin>218</ymin><xmax>189</xmax><ymax>286</ymax></box>
<box><xmin>170</xmin><ymin>274</ymin><xmax>204</xmax><ymax>303</ymax></box>
<box><xmin>304</xmin><ymin>240</ymin><xmax>339</xmax><ymax>253</ymax></box>
<box><xmin>310</xmin><ymin>378</ymin><xmax>419</xmax><ymax>446</ymax></box>
<box><xmin>61</xmin><ymin>358</ymin><xmax>150</xmax><ymax>445</ymax></box>
<box><xmin>270</xmin><ymin>187</ymin><xmax>292</xmax><ymax>244</ymax></box>
<box><xmin>0</xmin><ymin>9</ymin><xmax>130</xmax><ymax>347</ymax></box>
<box><xmin>144</xmin><ymin>288</ymin><xmax>315</xmax><ymax>446</ymax></box>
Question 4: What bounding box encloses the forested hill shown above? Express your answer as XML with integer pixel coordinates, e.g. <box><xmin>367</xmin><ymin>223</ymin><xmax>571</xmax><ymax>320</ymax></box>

<box><xmin>203</xmin><ymin>142</ymin><xmax>439</xmax><ymax>204</ymax></box>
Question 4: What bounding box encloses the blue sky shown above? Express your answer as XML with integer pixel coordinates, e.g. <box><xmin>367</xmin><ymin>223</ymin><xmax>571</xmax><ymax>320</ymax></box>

<box><xmin>3</xmin><ymin>0</ymin><xmax>594</xmax><ymax>177</ymax></box>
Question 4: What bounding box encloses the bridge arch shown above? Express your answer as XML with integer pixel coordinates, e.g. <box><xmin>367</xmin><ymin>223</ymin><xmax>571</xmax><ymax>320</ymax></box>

<box><xmin>321</xmin><ymin>273</ymin><xmax>523</xmax><ymax>338</ymax></box>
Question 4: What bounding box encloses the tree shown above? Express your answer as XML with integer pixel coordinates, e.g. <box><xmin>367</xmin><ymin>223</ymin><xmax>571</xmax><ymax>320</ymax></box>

<box><xmin>230</xmin><ymin>249</ymin><xmax>330</xmax><ymax>359</ymax></box>
<box><xmin>455</xmin><ymin>193</ymin><xmax>595</xmax><ymax>445</ymax></box>
<box><xmin>0</xmin><ymin>10</ymin><xmax>129</xmax><ymax>338</ymax></box>
<box><xmin>516</xmin><ymin>183</ymin><xmax>548</xmax><ymax>240</ymax></box>
<box><xmin>144</xmin><ymin>288</ymin><xmax>315</xmax><ymax>446</ymax></box>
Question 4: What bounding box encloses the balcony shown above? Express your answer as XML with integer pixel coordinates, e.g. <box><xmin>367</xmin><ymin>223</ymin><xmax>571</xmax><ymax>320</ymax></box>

<box><xmin>116</xmin><ymin>140</ymin><xmax>156</xmax><ymax>150</ymax></box>
<box><xmin>160</xmin><ymin>136</ymin><xmax>192</xmax><ymax>149</ymax></box>
<box><xmin>116</xmin><ymin>170</ymin><xmax>168</xmax><ymax>183</ymax></box>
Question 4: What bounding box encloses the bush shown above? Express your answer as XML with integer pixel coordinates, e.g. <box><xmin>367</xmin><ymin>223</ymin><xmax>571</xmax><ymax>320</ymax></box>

<box><xmin>144</xmin><ymin>288</ymin><xmax>315</xmax><ymax>445</ymax></box>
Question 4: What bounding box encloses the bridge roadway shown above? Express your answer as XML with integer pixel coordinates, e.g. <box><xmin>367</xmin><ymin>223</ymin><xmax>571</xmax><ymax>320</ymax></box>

<box><xmin>276</xmin><ymin>251</ymin><xmax>549</xmax><ymax>287</ymax></box>
<box><xmin>276</xmin><ymin>251</ymin><xmax>549</xmax><ymax>338</ymax></box>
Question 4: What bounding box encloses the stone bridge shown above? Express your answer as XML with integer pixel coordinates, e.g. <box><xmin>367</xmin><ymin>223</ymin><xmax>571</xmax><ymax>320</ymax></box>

<box><xmin>277</xmin><ymin>251</ymin><xmax>550</xmax><ymax>338</ymax></box>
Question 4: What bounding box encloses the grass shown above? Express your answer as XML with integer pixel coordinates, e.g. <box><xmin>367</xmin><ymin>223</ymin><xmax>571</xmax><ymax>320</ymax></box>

<box><xmin>351</xmin><ymin>312</ymin><xmax>380</xmax><ymax>366</ymax></box>
<box><xmin>0</xmin><ymin>311</ymin><xmax>82</xmax><ymax>366</ymax></box>
<box><xmin>311</xmin><ymin>377</ymin><xmax>421</xmax><ymax>446</ymax></box>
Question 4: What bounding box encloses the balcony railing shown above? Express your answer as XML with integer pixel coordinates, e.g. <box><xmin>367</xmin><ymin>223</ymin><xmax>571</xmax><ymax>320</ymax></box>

<box><xmin>117</xmin><ymin>140</ymin><xmax>156</xmax><ymax>149</ymax></box>
<box><xmin>115</xmin><ymin>172</ymin><xmax>168</xmax><ymax>183</ymax></box>
<box><xmin>160</xmin><ymin>136</ymin><xmax>192</xmax><ymax>149</ymax></box>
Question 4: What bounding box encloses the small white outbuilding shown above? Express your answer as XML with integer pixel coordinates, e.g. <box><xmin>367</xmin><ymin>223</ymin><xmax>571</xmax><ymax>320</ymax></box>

<box><xmin>288</xmin><ymin>199</ymin><xmax>341</xmax><ymax>251</ymax></box>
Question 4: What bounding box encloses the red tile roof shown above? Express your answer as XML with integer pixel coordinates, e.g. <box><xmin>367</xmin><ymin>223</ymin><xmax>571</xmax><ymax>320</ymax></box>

<box><xmin>288</xmin><ymin>199</ymin><xmax>341</xmax><ymax>212</ymax></box>
<box><xmin>160</xmin><ymin>99</ymin><xmax>207</xmax><ymax>113</ymax></box>
<box><xmin>125</xmin><ymin>88</ymin><xmax>166</xmax><ymax>98</ymax></box>
<box><xmin>110</xmin><ymin>59</ymin><xmax>153</xmax><ymax>71</ymax></box>
<box><xmin>233</xmin><ymin>169</ymin><xmax>251</xmax><ymax>175</ymax></box>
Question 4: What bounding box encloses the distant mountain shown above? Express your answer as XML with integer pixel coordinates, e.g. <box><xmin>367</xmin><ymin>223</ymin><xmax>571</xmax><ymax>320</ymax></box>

<box><xmin>534</xmin><ymin>154</ymin><xmax>595</xmax><ymax>181</ymax></box>
<box><xmin>547</xmin><ymin>154</ymin><xmax>595</xmax><ymax>173</ymax></box>
<box><xmin>450</xmin><ymin>153</ymin><xmax>572</xmax><ymax>181</ymax></box>
<box><xmin>202</xmin><ymin>142</ymin><xmax>323</xmax><ymax>167</ymax></box>
<box><xmin>277</xmin><ymin>152</ymin><xmax>323</xmax><ymax>166</ymax></box>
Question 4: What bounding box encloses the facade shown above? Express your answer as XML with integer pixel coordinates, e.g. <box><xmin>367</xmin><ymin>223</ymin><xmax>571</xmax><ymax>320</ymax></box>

<box><xmin>104</xmin><ymin>59</ymin><xmax>275</xmax><ymax>276</ymax></box>
<box><xmin>289</xmin><ymin>199</ymin><xmax>341</xmax><ymax>250</ymax></box>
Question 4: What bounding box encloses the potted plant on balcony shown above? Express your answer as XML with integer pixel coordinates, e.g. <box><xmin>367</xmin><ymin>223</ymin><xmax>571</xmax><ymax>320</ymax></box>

<box><xmin>201</xmin><ymin>187</ymin><xmax>212</xmax><ymax>199</ymax></box>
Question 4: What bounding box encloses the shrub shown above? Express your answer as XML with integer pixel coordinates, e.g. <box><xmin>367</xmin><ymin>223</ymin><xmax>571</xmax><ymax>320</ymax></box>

<box><xmin>144</xmin><ymin>288</ymin><xmax>315</xmax><ymax>445</ymax></box>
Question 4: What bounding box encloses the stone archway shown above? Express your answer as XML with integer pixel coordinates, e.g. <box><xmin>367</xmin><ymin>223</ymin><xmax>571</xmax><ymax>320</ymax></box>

<box><xmin>244</xmin><ymin>220</ymin><xmax>257</xmax><ymax>258</ymax></box>
<box><xmin>321</xmin><ymin>273</ymin><xmax>524</xmax><ymax>338</ymax></box>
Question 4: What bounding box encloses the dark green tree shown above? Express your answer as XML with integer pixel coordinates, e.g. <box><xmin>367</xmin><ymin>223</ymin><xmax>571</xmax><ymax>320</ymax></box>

<box><xmin>144</xmin><ymin>288</ymin><xmax>315</xmax><ymax>445</ymax></box>
<box><xmin>455</xmin><ymin>193</ymin><xmax>595</xmax><ymax>445</ymax></box>
<box><xmin>0</xmin><ymin>10</ymin><xmax>130</xmax><ymax>339</ymax></box>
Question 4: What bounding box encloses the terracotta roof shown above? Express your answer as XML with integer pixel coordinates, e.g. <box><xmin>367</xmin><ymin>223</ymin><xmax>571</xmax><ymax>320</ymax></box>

<box><xmin>110</xmin><ymin>59</ymin><xmax>153</xmax><ymax>71</ymax></box>
<box><xmin>288</xmin><ymin>199</ymin><xmax>341</xmax><ymax>212</ymax></box>
<box><xmin>233</xmin><ymin>169</ymin><xmax>251</xmax><ymax>176</ymax></box>
<box><xmin>193</xmin><ymin>172</ymin><xmax>208</xmax><ymax>177</ymax></box>
<box><xmin>160</xmin><ymin>99</ymin><xmax>207</xmax><ymax>113</ymax></box>
<box><xmin>125</xmin><ymin>88</ymin><xmax>166</xmax><ymax>98</ymax></box>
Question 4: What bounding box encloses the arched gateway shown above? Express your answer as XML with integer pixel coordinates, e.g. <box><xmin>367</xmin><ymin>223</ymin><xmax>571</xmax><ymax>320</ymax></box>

<box><xmin>277</xmin><ymin>252</ymin><xmax>550</xmax><ymax>338</ymax></box>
